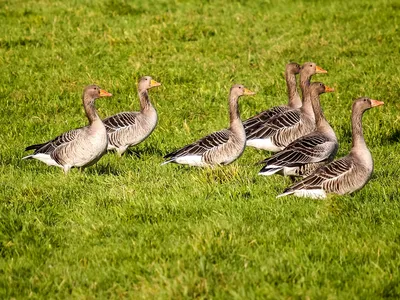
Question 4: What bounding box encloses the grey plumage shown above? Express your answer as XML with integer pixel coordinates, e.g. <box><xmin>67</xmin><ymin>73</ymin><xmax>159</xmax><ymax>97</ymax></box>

<box><xmin>103</xmin><ymin>76</ymin><xmax>161</xmax><ymax>156</ymax></box>
<box><xmin>278</xmin><ymin>97</ymin><xmax>384</xmax><ymax>199</ymax></box>
<box><xmin>23</xmin><ymin>85</ymin><xmax>113</xmax><ymax>174</ymax></box>
<box><xmin>245</xmin><ymin>62</ymin><xmax>328</xmax><ymax>152</ymax></box>
<box><xmin>243</xmin><ymin>62</ymin><xmax>301</xmax><ymax>138</ymax></box>
<box><xmin>259</xmin><ymin>82</ymin><xmax>337</xmax><ymax>177</ymax></box>
<box><xmin>163</xmin><ymin>84</ymin><xmax>255</xmax><ymax>167</ymax></box>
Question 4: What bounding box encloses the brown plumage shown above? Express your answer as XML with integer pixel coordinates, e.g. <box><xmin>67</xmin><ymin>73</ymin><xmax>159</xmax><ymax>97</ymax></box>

<box><xmin>258</xmin><ymin>82</ymin><xmax>337</xmax><ymax>178</ymax></box>
<box><xmin>278</xmin><ymin>97</ymin><xmax>384</xmax><ymax>199</ymax></box>
<box><xmin>162</xmin><ymin>84</ymin><xmax>255</xmax><ymax>167</ymax></box>
<box><xmin>243</xmin><ymin>62</ymin><xmax>301</xmax><ymax>136</ymax></box>
<box><xmin>23</xmin><ymin>85</ymin><xmax>113</xmax><ymax>174</ymax></box>
<box><xmin>103</xmin><ymin>76</ymin><xmax>161</xmax><ymax>156</ymax></box>
<box><xmin>245</xmin><ymin>62</ymin><xmax>327</xmax><ymax>151</ymax></box>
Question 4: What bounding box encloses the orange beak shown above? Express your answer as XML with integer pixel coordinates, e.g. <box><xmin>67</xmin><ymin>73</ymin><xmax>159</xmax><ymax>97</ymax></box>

<box><xmin>243</xmin><ymin>88</ymin><xmax>256</xmax><ymax>96</ymax></box>
<box><xmin>150</xmin><ymin>79</ymin><xmax>162</xmax><ymax>87</ymax></box>
<box><xmin>370</xmin><ymin>99</ymin><xmax>384</xmax><ymax>107</ymax></box>
<box><xmin>99</xmin><ymin>89</ymin><xmax>113</xmax><ymax>97</ymax></box>
<box><xmin>325</xmin><ymin>86</ymin><xmax>335</xmax><ymax>92</ymax></box>
<box><xmin>316</xmin><ymin>65</ymin><xmax>328</xmax><ymax>74</ymax></box>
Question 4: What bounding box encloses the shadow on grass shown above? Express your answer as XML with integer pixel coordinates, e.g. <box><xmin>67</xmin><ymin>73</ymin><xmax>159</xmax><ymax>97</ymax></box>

<box><xmin>385</xmin><ymin>128</ymin><xmax>400</xmax><ymax>144</ymax></box>
<box><xmin>85</xmin><ymin>163</ymin><xmax>123</xmax><ymax>176</ymax></box>
<box><xmin>124</xmin><ymin>145</ymin><xmax>165</xmax><ymax>158</ymax></box>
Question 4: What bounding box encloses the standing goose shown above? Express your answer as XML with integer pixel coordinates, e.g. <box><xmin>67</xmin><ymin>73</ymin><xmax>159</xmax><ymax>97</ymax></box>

<box><xmin>243</xmin><ymin>62</ymin><xmax>301</xmax><ymax>135</ymax></box>
<box><xmin>23</xmin><ymin>85</ymin><xmax>113</xmax><ymax>174</ymax></box>
<box><xmin>103</xmin><ymin>76</ymin><xmax>161</xmax><ymax>156</ymax></box>
<box><xmin>277</xmin><ymin>97</ymin><xmax>384</xmax><ymax>199</ymax></box>
<box><xmin>245</xmin><ymin>62</ymin><xmax>327</xmax><ymax>151</ymax></box>
<box><xmin>162</xmin><ymin>84</ymin><xmax>255</xmax><ymax>167</ymax></box>
<box><xmin>258</xmin><ymin>82</ymin><xmax>337</xmax><ymax>177</ymax></box>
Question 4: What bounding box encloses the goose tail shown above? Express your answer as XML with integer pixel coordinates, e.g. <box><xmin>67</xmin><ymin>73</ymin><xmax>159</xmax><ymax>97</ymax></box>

<box><xmin>258</xmin><ymin>165</ymin><xmax>282</xmax><ymax>176</ymax></box>
<box><xmin>161</xmin><ymin>159</ymin><xmax>174</xmax><ymax>166</ymax></box>
<box><xmin>276</xmin><ymin>190</ymin><xmax>294</xmax><ymax>198</ymax></box>
<box><xmin>25</xmin><ymin>143</ymin><xmax>46</xmax><ymax>151</ymax></box>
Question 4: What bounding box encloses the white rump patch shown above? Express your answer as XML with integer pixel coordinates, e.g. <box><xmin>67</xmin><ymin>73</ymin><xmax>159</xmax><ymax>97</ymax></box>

<box><xmin>26</xmin><ymin>154</ymin><xmax>61</xmax><ymax>167</ymax></box>
<box><xmin>258</xmin><ymin>165</ymin><xmax>282</xmax><ymax>176</ymax></box>
<box><xmin>246</xmin><ymin>138</ymin><xmax>283</xmax><ymax>152</ymax></box>
<box><xmin>277</xmin><ymin>189</ymin><xmax>326</xmax><ymax>199</ymax></box>
<box><xmin>107</xmin><ymin>144</ymin><xmax>117</xmax><ymax>151</ymax></box>
<box><xmin>173</xmin><ymin>155</ymin><xmax>208</xmax><ymax>167</ymax></box>
<box><xmin>283</xmin><ymin>167</ymin><xmax>299</xmax><ymax>176</ymax></box>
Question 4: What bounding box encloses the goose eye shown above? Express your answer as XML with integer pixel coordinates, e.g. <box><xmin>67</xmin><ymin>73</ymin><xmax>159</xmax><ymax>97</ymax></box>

<box><xmin>310</xmin><ymin>64</ymin><xmax>312</xmax><ymax>67</ymax></box>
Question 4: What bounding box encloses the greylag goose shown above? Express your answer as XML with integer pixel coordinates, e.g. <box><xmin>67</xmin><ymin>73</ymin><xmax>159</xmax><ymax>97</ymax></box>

<box><xmin>162</xmin><ymin>84</ymin><xmax>255</xmax><ymax>167</ymax></box>
<box><xmin>277</xmin><ymin>97</ymin><xmax>384</xmax><ymax>199</ymax></box>
<box><xmin>245</xmin><ymin>62</ymin><xmax>327</xmax><ymax>151</ymax></box>
<box><xmin>103</xmin><ymin>76</ymin><xmax>161</xmax><ymax>156</ymax></box>
<box><xmin>23</xmin><ymin>85</ymin><xmax>112</xmax><ymax>174</ymax></box>
<box><xmin>243</xmin><ymin>62</ymin><xmax>301</xmax><ymax>134</ymax></box>
<box><xmin>258</xmin><ymin>82</ymin><xmax>337</xmax><ymax>177</ymax></box>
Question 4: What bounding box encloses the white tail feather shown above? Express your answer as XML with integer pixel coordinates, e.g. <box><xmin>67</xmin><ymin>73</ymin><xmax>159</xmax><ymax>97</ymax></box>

<box><xmin>246</xmin><ymin>138</ymin><xmax>283</xmax><ymax>152</ymax></box>
<box><xmin>258</xmin><ymin>165</ymin><xmax>282</xmax><ymax>176</ymax></box>
<box><xmin>278</xmin><ymin>189</ymin><xmax>326</xmax><ymax>199</ymax></box>
<box><xmin>24</xmin><ymin>153</ymin><xmax>61</xmax><ymax>167</ymax></box>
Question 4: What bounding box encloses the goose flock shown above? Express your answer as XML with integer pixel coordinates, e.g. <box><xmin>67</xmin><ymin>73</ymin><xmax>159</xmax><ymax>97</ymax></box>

<box><xmin>23</xmin><ymin>62</ymin><xmax>383</xmax><ymax>199</ymax></box>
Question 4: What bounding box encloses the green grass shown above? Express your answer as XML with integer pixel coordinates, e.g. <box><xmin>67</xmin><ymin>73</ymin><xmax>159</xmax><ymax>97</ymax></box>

<box><xmin>1</xmin><ymin>0</ymin><xmax>400</xmax><ymax>298</ymax></box>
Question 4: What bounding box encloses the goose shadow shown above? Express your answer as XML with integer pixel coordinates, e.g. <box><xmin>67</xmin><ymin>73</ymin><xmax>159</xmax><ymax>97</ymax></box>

<box><xmin>124</xmin><ymin>145</ymin><xmax>166</xmax><ymax>159</ymax></box>
<box><xmin>85</xmin><ymin>163</ymin><xmax>123</xmax><ymax>176</ymax></box>
<box><xmin>385</xmin><ymin>128</ymin><xmax>400</xmax><ymax>144</ymax></box>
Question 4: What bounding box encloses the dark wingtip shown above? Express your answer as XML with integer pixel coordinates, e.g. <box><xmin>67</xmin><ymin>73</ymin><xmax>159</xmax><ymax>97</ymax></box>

<box><xmin>25</xmin><ymin>144</ymin><xmax>39</xmax><ymax>151</ymax></box>
<box><xmin>163</xmin><ymin>150</ymin><xmax>178</xmax><ymax>160</ymax></box>
<box><xmin>255</xmin><ymin>160</ymin><xmax>266</xmax><ymax>166</ymax></box>
<box><xmin>163</xmin><ymin>153</ymin><xmax>172</xmax><ymax>160</ymax></box>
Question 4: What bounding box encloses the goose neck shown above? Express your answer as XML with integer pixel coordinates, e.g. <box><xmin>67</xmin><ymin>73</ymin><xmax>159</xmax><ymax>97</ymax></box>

<box><xmin>139</xmin><ymin>89</ymin><xmax>152</xmax><ymax>111</ymax></box>
<box><xmin>299</xmin><ymin>71</ymin><xmax>311</xmax><ymax>102</ymax></box>
<box><xmin>286</xmin><ymin>70</ymin><xmax>301</xmax><ymax>108</ymax></box>
<box><xmin>300</xmin><ymin>91</ymin><xmax>314</xmax><ymax>119</ymax></box>
<box><xmin>229</xmin><ymin>94</ymin><xmax>243</xmax><ymax>131</ymax></box>
<box><xmin>310</xmin><ymin>92</ymin><xmax>326</xmax><ymax>127</ymax></box>
<box><xmin>83</xmin><ymin>97</ymin><xmax>100</xmax><ymax>124</ymax></box>
<box><xmin>351</xmin><ymin>109</ymin><xmax>367</xmax><ymax>150</ymax></box>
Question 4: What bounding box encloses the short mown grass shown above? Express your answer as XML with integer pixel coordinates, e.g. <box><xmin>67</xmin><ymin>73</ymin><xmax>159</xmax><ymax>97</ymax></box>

<box><xmin>1</xmin><ymin>0</ymin><xmax>400</xmax><ymax>298</ymax></box>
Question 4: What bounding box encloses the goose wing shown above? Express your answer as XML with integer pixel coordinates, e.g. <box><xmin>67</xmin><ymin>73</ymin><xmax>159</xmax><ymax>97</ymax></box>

<box><xmin>243</xmin><ymin>106</ymin><xmax>289</xmax><ymax>136</ymax></box>
<box><xmin>246</xmin><ymin>109</ymin><xmax>302</xmax><ymax>140</ymax></box>
<box><xmin>25</xmin><ymin>128</ymin><xmax>83</xmax><ymax>155</ymax></box>
<box><xmin>259</xmin><ymin>133</ymin><xmax>338</xmax><ymax>168</ymax></box>
<box><xmin>164</xmin><ymin>129</ymin><xmax>230</xmax><ymax>159</ymax></box>
<box><xmin>283</xmin><ymin>156</ymin><xmax>354</xmax><ymax>193</ymax></box>
<box><xmin>103</xmin><ymin>112</ymin><xmax>139</xmax><ymax>134</ymax></box>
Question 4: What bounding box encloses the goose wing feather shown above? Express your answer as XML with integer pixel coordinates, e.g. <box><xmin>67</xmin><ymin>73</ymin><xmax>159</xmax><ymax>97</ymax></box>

<box><xmin>164</xmin><ymin>129</ymin><xmax>230</xmax><ymax>159</ymax></box>
<box><xmin>284</xmin><ymin>157</ymin><xmax>354</xmax><ymax>193</ymax></box>
<box><xmin>260</xmin><ymin>133</ymin><xmax>337</xmax><ymax>167</ymax></box>
<box><xmin>246</xmin><ymin>109</ymin><xmax>301</xmax><ymax>140</ymax></box>
<box><xmin>26</xmin><ymin>128</ymin><xmax>83</xmax><ymax>155</ymax></box>
<box><xmin>243</xmin><ymin>106</ymin><xmax>289</xmax><ymax>136</ymax></box>
<box><xmin>103</xmin><ymin>112</ymin><xmax>139</xmax><ymax>133</ymax></box>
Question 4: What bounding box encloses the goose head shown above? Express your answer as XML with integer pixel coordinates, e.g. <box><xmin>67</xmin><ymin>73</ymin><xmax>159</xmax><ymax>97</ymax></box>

<box><xmin>230</xmin><ymin>84</ymin><xmax>256</xmax><ymax>99</ymax></box>
<box><xmin>300</xmin><ymin>62</ymin><xmax>328</xmax><ymax>77</ymax></box>
<box><xmin>353</xmin><ymin>97</ymin><xmax>384</xmax><ymax>113</ymax></box>
<box><xmin>286</xmin><ymin>62</ymin><xmax>301</xmax><ymax>74</ymax></box>
<box><xmin>83</xmin><ymin>85</ymin><xmax>112</xmax><ymax>102</ymax></box>
<box><xmin>138</xmin><ymin>76</ymin><xmax>161</xmax><ymax>92</ymax></box>
<box><xmin>309</xmin><ymin>82</ymin><xmax>335</xmax><ymax>97</ymax></box>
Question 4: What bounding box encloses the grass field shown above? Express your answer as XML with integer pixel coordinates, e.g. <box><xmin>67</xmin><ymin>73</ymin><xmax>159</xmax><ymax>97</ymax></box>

<box><xmin>1</xmin><ymin>0</ymin><xmax>400</xmax><ymax>298</ymax></box>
